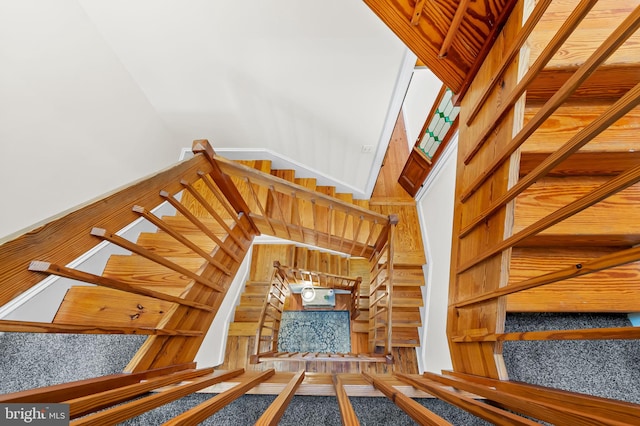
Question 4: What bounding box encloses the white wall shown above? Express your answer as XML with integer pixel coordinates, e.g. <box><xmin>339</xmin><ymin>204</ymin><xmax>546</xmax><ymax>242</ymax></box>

<box><xmin>0</xmin><ymin>0</ymin><xmax>181</xmax><ymax>240</ymax></box>
<box><xmin>402</xmin><ymin>68</ymin><xmax>442</xmax><ymax>147</ymax></box>
<box><xmin>417</xmin><ymin>136</ymin><xmax>457</xmax><ymax>374</ymax></box>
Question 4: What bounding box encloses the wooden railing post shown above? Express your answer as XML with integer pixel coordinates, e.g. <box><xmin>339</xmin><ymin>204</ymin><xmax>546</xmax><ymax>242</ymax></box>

<box><xmin>192</xmin><ymin>139</ymin><xmax>260</xmax><ymax>235</ymax></box>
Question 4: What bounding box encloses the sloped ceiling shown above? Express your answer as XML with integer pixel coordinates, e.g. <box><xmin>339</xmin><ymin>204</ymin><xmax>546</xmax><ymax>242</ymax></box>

<box><xmin>78</xmin><ymin>0</ymin><xmax>410</xmax><ymax>194</ymax></box>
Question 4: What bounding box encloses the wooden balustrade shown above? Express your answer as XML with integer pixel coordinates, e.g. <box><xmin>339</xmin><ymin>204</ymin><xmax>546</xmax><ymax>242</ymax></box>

<box><xmin>214</xmin><ymin>155</ymin><xmax>389</xmax><ymax>257</ymax></box>
<box><xmin>368</xmin><ymin>216</ymin><xmax>397</xmax><ymax>354</ymax></box>
<box><xmin>448</xmin><ymin>0</ymin><xmax>640</xmax><ymax>394</ymax></box>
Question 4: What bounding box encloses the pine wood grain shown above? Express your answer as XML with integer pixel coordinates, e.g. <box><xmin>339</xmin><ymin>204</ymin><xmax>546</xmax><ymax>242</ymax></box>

<box><xmin>53</xmin><ymin>287</ymin><xmax>172</xmax><ymax>328</ymax></box>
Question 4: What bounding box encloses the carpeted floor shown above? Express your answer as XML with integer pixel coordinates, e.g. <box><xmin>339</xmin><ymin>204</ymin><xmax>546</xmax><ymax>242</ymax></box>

<box><xmin>277</xmin><ymin>310</ymin><xmax>351</xmax><ymax>354</ymax></box>
<box><xmin>0</xmin><ymin>313</ymin><xmax>638</xmax><ymax>425</ymax></box>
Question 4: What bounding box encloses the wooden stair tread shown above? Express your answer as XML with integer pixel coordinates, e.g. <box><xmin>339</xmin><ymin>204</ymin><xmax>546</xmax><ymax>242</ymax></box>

<box><xmin>102</xmin><ymin>255</ymin><xmax>203</xmax><ymax>295</ymax></box>
<box><xmin>136</xmin><ymin>233</ymin><xmax>222</xmax><ymax>258</ymax></box>
<box><xmin>53</xmin><ymin>287</ymin><xmax>172</xmax><ymax>327</ymax></box>
<box><xmin>513</xmin><ymin>178</ymin><xmax>640</xmax><ymax>246</ymax></box>
<box><xmin>521</xmin><ymin>104</ymin><xmax>640</xmax><ymax>154</ymax></box>
<box><xmin>228</xmin><ymin>322</ymin><xmax>259</xmax><ymax>336</ymax></box>
<box><xmin>159</xmin><ymin>216</ymin><xmax>234</xmax><ymax>235</ymax></box>
<box><xmin>508</xmin><ymin>247</ymin><xmax>640</xmax><ymax>312</ymax></box>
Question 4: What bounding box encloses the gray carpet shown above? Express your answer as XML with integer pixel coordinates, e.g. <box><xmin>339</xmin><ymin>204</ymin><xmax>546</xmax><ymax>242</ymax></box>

<box><xmin>0</xmin><ymin>313</ymin><xmax>638</xmax><ymax>424</ymax></box>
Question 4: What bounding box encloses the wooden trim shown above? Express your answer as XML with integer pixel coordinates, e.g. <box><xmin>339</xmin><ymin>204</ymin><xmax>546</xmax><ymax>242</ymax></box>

<box><xmin>414</xmin><ymin>85</ymin><xmax>447</xmax><ymax>148</ymax></box>
<box><xmin>394</xmin><ymin>373</ymin><xmax>538</xmax><ymax>426</ymax></box>
<box><xmin>132</xmin><ymin>205</ymin><xmax>232</xmax><ymax>274</ymax></box>
<box><xmin>423</xmin><ymin>372</ymin><xmax>619</xmax><ymax>425</ymax></box>
<box><xmin>361</xmin><ymin>372</ymin><xmax>451</xmax><ymax>425</ymax></box>
<box><xmin>462</xmin><ymin>0</ymin><xmax>599</xmax><ymax>165</ymax></box>
<box><xmin>91</xmin><ymin>227</ymin><xmax>227</xmax><ymax>289</ymax></box>
<box><xmin>28</xmin><ymin>261</ymin><xmax>213</xmax><ymax>312</ymax></box>
<box><xmin>465</xmin><ymin>0</ymin><xmax>553</xmax><ymax>124</ymax></box>
<box><xmin>443</xmin><ymin>371</ymin><xmax>640</xmax><ymax>424</ymax></box>
<box><xmin>438</xmin><ymin>0</ymin><xmax>470</xmax><ymax>58</ymax></box>
<box><xmin>454</xmin><ymin>245</ymin><xmax>640</xmax><ymax>308</ymax></box>
<box><xmin>255</xmin><ymin>370</ymin><xmax>305</xmax><ymax>426</ymax></box>
<box><xmin>453</xmin><ymin>326</ymin><xmax>640</xmax><ymax>343</ymax></box>
<box><xmin>461</xmin><ymin>4</ymin><xmax>640</xmax><ymax>200</ymax></box>
<box><xmin>67</xmin><ymin>367</ymin><xmax>215</xmax><ymax>418</ymax></box>
<box><xmin>457</xmin><ymin>162</ymin><xmax>640</xmax><ymax>274</ymax></box>
<box><xmin>0</xmin><ymin>363</ymin><xmax>195</xmax><ymax>403</ymax></box>
<box><xmin>460</xmin><ymin>81</ymin><xmax>640</xmax><ymax>237</ymax></box>
<box><xmin>333</xmin><ymin>375</ymin><xmax>360</xmax><ymax>426</ymax></box>
<box><xmin>71</xmin><ymin>369</ymin><xmax>244</xmax><ymax>426</ymax></box>
<box><xmin>0</xmin><ymin>320</ymin><xmax>201</xmax><ymax>336</ymax></box>
<box><xmin>0</xmin><ymin>153</ymin><xmax>211</xmax><ymax>307</ymax></box>
<box><xmin>192</xmin><ymin>139</ymin><xmax>260</xmax><ymax>234</ymax></box>
<box><xmin>162</xmin><ymin>369</ymin><xmax>275</xmax><ymax>426</ymax></box>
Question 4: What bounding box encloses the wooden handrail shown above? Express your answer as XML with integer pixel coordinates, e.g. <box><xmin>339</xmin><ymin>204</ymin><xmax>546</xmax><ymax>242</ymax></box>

<box><xmin>452</xmin><ymin>326</ymin><xmax>640</xmax><ymax>342</ymax></box>
<box><xmin>0</xmin><ymin>320</ymin><xmax>202</xmax><ymax>336</ymax></box>
<box><xmin>0</xmin><ymin>363</ymin><xmax>195</xmax><ymax>403</ymax></box>
<box><xmin>71</xmin><ymin>369</ymin><xmax>244</xmax><ymax>426</ymax></box>
<box><xmin>394</xmin><ymin>373</ymin><xmax>538</xmax><ymax>426</ymax></box>
<box><xmin>361</xmin><ymin>372</ymin><xmax>452</xmax><ymax>425</ymax></box>
<box><xmin>28</xmin><ymin>261</ymin><xmax>213</xmax><ymax>311</ymax></box>
<box><xmin>215</xmin><ymin>155</ymin><xmax>388</xmax><ymax>223</ymax></box>
<box><xmin>454</xmin><ymin>245</ymin><xmax>640</xmax><ymax>308</ymax></box>
<box><xmin>255</xmin><ymin>370</ymin><xmax>305</xmax><ymax>426</ymax></box>
<box><xmin>192</xmin><ymin>139</ymin><xmax>260</xmax><ymax>234</ymax></box>
<box><xmin>67</xmin><ymin>367</ymin><xmax>215</xmax><ymax>418</ymax></box>
<box><xmin>162</xmin><ymin>369</ymin><xmax>275</xmax><ymax>426</ymax></box>
<box><xmin>427</xmin><ymin>372</ymin><xmax>640</xmax><ymax>425</ymax></box>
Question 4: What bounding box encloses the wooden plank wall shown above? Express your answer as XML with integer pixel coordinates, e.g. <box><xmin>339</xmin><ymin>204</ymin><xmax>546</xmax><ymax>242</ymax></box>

<box><xmin>446</xmin><ymin>0</ymin><xmax>527</xmax><ymax>378</ymax></box>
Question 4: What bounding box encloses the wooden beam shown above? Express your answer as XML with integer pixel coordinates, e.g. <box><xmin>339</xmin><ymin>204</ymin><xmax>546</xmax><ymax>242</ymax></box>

<box><xmin>459</xmin><ymin>81</ymin><xmax>640</xmax><ymax>238</ymax></box>
<box><xmin>438</xmin><ymin>0</ymin><xmax>470</xmax><ymax>58</ymax></box>
<box><xmin>361</xmin><ymin>373</ymin><xmax>450</xmax><ymax>425</ymax></box>
<box><xmin>0</xmin><ymin>363</ymin><xmax>195</xmax><ymax>403</ymax></box>
<box><xmin>454</xmin><ymin>245</ymin><xmax>640</xmax><ymax>308</ymax></box>
<box><xmin>163</xmin><ymin>369</ymin><xmax>275</xmax><ymax>426</ymax></box>
<box><xmin>394</xmin><ymin>373</ymin><xmax>538</xmax><ymax>426</ymax></box>
<box><xmin>458</xmin><ymin>162</ymin><xmax>640</xmax><ymax>274</ymax></box>
<box><xmin>67</xmin><ymin>368</ymin><xmax>215</xmax><ymax>418</ymax></box>
<box><xmin>333</xmin><ymin>375</ymin><xmax>361</xmax><ymax>426</ymax></box>
<box><xmin>0</xmin><ymin>320</ymin><xmax>201</xmax><ymax>336</ymax></box>
<box><xmin>255</xmin><ymin>370</ymin><xmax>305</xmax><ymax>426</ymax></box>
<box><xmin>70</xmin><ymin>369</ymin><xmax>245</xmax><ymax>426</ymax></box>
<box><xmin>28</xmin><ymin>261</ymin><xmax>213</xmax><ymax>312</ymax></box>
<box><xmin>91</xmin><ymin>227</ymin><xmax>227</xmax><ymax>290</ymax></box>
<box><xmin>462</xmin><ymin>0</ymin><xmax>599</xmax><ymax>165</ymax></box>
<box><xmin>453</xmin><ymin>326</ymin><xmax>640</xmax><ymax>342</ymax></box>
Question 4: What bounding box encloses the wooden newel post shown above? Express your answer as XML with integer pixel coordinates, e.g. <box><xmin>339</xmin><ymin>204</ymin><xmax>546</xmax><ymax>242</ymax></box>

<box><xmin>192</xmin><ymin>139</ymin><xmax>260</xmax><ymax>235</ymax></box>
